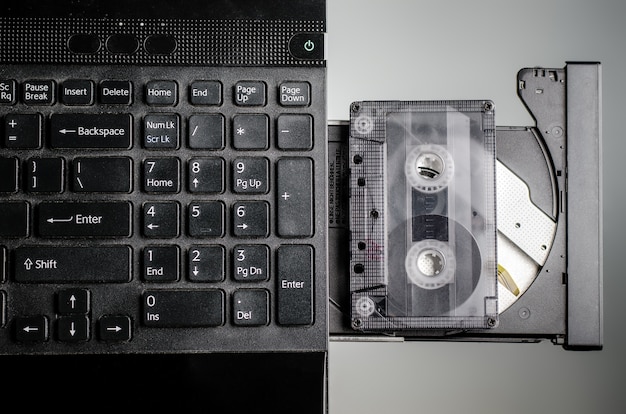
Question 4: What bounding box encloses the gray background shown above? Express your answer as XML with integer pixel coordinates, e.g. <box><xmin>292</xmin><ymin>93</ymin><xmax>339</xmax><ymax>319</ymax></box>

<box><xmin>326</xmin><ymin>0</ymin><xmax>625</xmax><ymax>413</ymax></box>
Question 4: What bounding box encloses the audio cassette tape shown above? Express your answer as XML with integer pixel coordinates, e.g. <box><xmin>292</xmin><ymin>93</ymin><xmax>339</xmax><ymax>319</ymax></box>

<box><xmin>328</xmin><ymin>62</ymin><xmax>602</xmax><ymax>350</ymax></box>
<box><xmin>348</xmin><ymin>101</ymin><xmax>498</xmax><ymax>330</ymax></box>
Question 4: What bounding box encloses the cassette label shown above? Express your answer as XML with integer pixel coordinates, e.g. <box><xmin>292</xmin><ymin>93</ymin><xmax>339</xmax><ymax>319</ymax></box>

<box><xmin>349</xmin><ymin>101</ymin><xmax>498</xmax><ymax>331</ymax></box>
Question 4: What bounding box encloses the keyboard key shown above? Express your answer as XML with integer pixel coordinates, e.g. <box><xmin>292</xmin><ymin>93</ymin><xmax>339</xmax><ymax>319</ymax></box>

<box><xmin>14</xmin><ymin>246</ymin><xmax>132</xmax><ymax>283</ymax></box>
<box><xmin>188</xmin><ymin>157</ymin><xmax>225</xmax><ymax>193</ymax></box>
<box><xmin>232</xmin><ymin>157</ymin><xmax>269</xmax><ymax>194</ymax></box>
<box><xmin>143</xmin><ymin>246</ymin><xmax>179</xmax><ymax>282</ymax></box>
<box><xmin>99</xmin><ymin>80</ymin><xmax>133</xmax><ymax>105</ymax></box>
<box><xmin>61</xmin><ymin>79</ymin><xmax>94</xmax><ymax>106</ymax></box>
<box><xmin>57</xmin><ymin>288</ymin><xmax>90</xmax><ymax>315</ymax></box>
<box><xmin>276</xmin><ymin>158</ymin><xmax>314</xmax><ymax>237</ymax></box>
<box><xmin>190</xmin><ymin>80</ymin><xmax>222</xmax><ymax>106</ymax></box>
<box><xmin>188</xmin><ymin>245</ymin><xmax>225</xmax><ymax>282</ymax></box>
<box><xmin>232</xmin><ymin>289</ymin><xmax>269</xmax><ymax>326</ymax></box>
<box><xmin>22</xmin><ymin>80</ymin><xmax>55</xmax><ymax>105</ymax></box>
<box><xmin>0</xmin><ymin>202</ymin><xmax>29</xmax><ymax>237</ymax></box>
<box><xmin>0</xmin><ymin>79</ymin><xmax>16</xmax><ymax>104</ymax></box>
<box><xmin>279</xmin><ymin>82</ymin><xmax>310</xmax><ymax>106</ymax></box>
<box><xmin>50</xmin><ymin>113</ymin><xmax>132</xmax><ymax>149</ymax></box>
<box><xmin>145</xmin><ymin>80</ymin><xmax>178</xmax><ymax>106</ymax></box>
<box><xmin>144</xmin><ymin>114</ymin><xmax>179</xmax><ymax>149</ymax></box>
<box><xmin>277</xmin><ymin>114</ymin><xmax>313</xmax><ymax>150</ymax></box>
<box><xmin>277</xmin><ymin>245</ymin><xmax>313</xmax><ymax>325</ymax></box>
<box><xmin>188</xmin><ymin>201</ymin><xmax>225</xmax><ymax>237</ymax></box>
<box><xmin>4</xmin><ymin>113</ymin><xmax>42</xmax><ymax>148</ymax></box>
<box><xmin>233</xmin><ymin>244</ymin><xmax>269</xmax><ymax>282</ymax></box>
<box><xmin>143</xmin><ymin>246</ymin><xmax>180</xmax><ymax>282</ymax></box>
<box><xmin>57</xmin><ymin>315</ymin><xmax>90</xmax><ymax>342</ymax></box>
<box><xmin>0</xmin><ymin>157</ymin><xmax>18</xmax><ymax>193</ymax></box>
<box><xmin>143</xmin><ymin>202</ymin><xmax>180</xmax><ymax>238</ymax></box>
<box><xmin>142</xmin><ymin>290</ymin><xmax>224</xmax><ymax>327</ymax></box>
<box><xmin>234</xmin><ymin>81</ymin><xmax>266</xmax><ymax>106</ymax></box>
<box><xmin>143</xmin><ymin>157</ymin><xmax>180</xmax><ymax>193</ymax></box>
<box><xmin>233</xmin><ymin>201</ymin><xmax>269</xmax><ymax>238</ymax></box>
<box><xmin>188</xmin><ymin>114</ymin><xmax>225</xmax><ymax>149</ymax></box>
<box><xmin>14</xmin><ymin>315</ymin><xmax>49</xmax><ymax>342</ymax></box>
<box><xmin>72</xmin><ymin>157</ymin><xmax>132</xmax><ymax>193</ymax></box>
<box><xmin>37</xmin><ymin>202</ymin><xmax>132</xmax><ymax>238</ymax></box>
<box><xmin>98</xmin><ymin>315</ymin><xmax>132</xmax><ymax>342</ymax></box>
<box><xmin>26</xmin><ymin>157</ymin><xmax>64</xmax><ymax>193</ymax></box>
<box><xmin>233</xmin><ymin>114</ymin><xmax>269</xmax><ymax>150</ymax></box>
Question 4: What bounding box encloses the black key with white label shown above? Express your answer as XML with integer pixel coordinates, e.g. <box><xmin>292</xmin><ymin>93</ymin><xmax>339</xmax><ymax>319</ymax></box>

<box><xmin>277</xmin><ymin>245</ymin><xmax>313</xmax><ymax>325</ymax></box>
<box><xmin>188</xmin><ymin>157</ymin><xmax>224</xmax><ymax>194</ymax></box>
<box><xmin>13</xmin><ymin>246</ymin><xmax>131</xmax><ymax>283</ymax></box>
<box><xmin>143</xmin><ymin>202</ymin><xmax>180</xmax><ymax>238</ymax></box>
<box><xmin>232</xmin><ymin>157</ymin><xmax>269</xmax><ymax>194</ymax></box>
<box><xmin>98</xmin><ymin>315</ymin><xmax>132</xmax><ymax>342</ymax></box>
<box><xmin>143</xmin><ymin>290</ymin><xmax>224</xmax><ymax>327</ymax></box>
<box><xmin>4</xmin><ymin>113</ymin><xmax>42</xmax><ymax>148</ymax></box>
<box><xmin>57</xmin><ymin>289</ymin><xmax>90</xmax><ymax>315</ymax></box>
<box><xmin>50</xmin><ymin>113</ymin><xmax>132</xmax><ymax>149</ymax></box>
<box><xmin>276</xmin><ymin>158</ymin><xmax>313</xmax><ymax>237</ymax></box>
<box><xmin>188</xmin><ymin>245</ymin><xmax>225</xmax><ymax>282</ymax></box>
<box><xmin>26</xmin><ymin>157</ymin><xmax>64</xmax><ymax>193</ymax></box>
<box><xmin>73</xmin><ymin>157</ymin><xmax>132</xmax><ymax>193</ymax></box>
<box><xmin>143</xmin><ymin>158</ymin><xmax>180</xmax><ymax>193</ymax></box>
<box><xmin>188</xmin><ymin>114</ymin><xmax>224</xmax><ymax>149</ymax></box>
<box><xmin>14</xmin><ymin>315</ymin><xmax>49</xmax><ymax>342</ymax></box>
<box><xmin>233</xmin><ymin>201</ymin><xmax>269</xmax><ymax>238</ymax></box>
<box><xmin>37</xmin><ymin>202</ymin><xmax>132</xmax><ymax>238</ymax></box>
<box><xmin>143</xmin><ymin>246</ymin><xmax>179</xmax><ymax>282</ymax></box>
<box><xmin>143</xmin><ymin>113</ymin><xmax>179</xmax><ymax>149</ymax></box>
<box><xmin>57</xmin><ymin>315</ymin><xmax>89</xmax><ymax>342</ymax></box>
<box><xmin>233</xmin><ymin>244</ymin><xmax>269</xmax><ymax>282</ymax></box>
<box><xmin>188</xmin><ymin>202</ymin><xmax>225</xmax><ymax>237</ymax></box>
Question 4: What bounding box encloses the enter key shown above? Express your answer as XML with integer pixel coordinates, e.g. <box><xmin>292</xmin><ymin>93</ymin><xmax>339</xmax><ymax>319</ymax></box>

<box><xmin>37</xmin><ymin>202</ymin><xmax>132</xmax><ymax>238</ymax></box>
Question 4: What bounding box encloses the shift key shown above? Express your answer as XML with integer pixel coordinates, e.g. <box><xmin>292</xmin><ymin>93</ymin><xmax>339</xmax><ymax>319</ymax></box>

<box><xmin>37</xmin><ymin>202</ymin><xmax>132</xmax><ymax>237</ymax></box>
<box><xmin>14</xmin><ymin>246</ymin><xmax>131</xmax><ymax>283</ymax></box>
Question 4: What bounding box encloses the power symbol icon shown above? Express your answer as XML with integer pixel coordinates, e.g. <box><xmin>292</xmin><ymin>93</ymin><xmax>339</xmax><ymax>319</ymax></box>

<box><xmin>303</xmin><ymin>40</ymin><xmax>315</xmax><ymax>52</ymax></box>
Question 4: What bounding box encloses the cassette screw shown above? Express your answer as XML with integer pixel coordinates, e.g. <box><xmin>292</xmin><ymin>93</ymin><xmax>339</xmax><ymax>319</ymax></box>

<box><xmin>351</xmin><ymin>103</ymin><xmax>361</xmax><ymax>113</ymax></box>
<box><xmin>487</xmin><ymin>317</ymin><xmax>497</xmax><ymax>327</ymax></box>
<box><xmin>352</xmin><ymin>318</ymin><xmax>362</xmax><ymax>329</ymax></box>
<box><xmin>483</xmin><ymin>101</ymin><xmax>494</xmax><ymax>112</ymax></box>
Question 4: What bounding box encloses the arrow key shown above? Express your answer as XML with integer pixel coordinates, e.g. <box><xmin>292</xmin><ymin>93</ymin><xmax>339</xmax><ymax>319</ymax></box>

<box><xmin>143</xmin><ymin>201</ymin><xmax>180</xmax><ymax>238</ymax></box>
<box><xmin>14</xmin><ymin>315</ymin><xmax>48</xmax><ymax>342</ymax></box>
<box><xmin>57</xmin><ymin>288</ymin><xmax>90</xmax><ymax>315</ymax></box>
<box><xmin>57</xmin><ymin>315</ymin><xmax>89</xmax><ymax>342</ymax></box>
<box><xmin>98</xmin><ymin>315</ymin><xmax>132</xmax><ymax>342</ymax></box>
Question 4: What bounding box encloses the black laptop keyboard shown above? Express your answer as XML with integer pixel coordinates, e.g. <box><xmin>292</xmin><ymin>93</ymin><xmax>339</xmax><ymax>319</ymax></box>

<box><xmin>0</xmin><ymin>65</ymin><xmax>327</xmax><ymax>354</ymax></box>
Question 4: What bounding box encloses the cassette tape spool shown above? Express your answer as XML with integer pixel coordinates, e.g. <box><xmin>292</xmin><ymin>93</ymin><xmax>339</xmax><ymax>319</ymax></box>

<box><xmin>349</xmin><ymin>101</ymin><xmax>498</xmax><ymax>331</ymax></box>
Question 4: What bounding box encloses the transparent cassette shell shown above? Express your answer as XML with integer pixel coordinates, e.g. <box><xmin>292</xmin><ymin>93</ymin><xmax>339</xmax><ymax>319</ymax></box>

<box><xmin>349</xmin><ymin>101</ymin><xmax>498</xmax><ymax>331</ymax></box>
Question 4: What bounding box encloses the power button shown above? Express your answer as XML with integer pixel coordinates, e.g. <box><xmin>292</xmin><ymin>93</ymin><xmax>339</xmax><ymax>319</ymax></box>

<box><xmin>288</xmin><ymin>33</ymin><xmax>324</xmax><ymax>60</ymax></box>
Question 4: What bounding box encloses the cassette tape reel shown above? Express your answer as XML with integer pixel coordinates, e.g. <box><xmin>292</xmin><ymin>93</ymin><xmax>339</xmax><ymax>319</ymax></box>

<box><xmin>349</xmin><ymin>101</ymin><xmax>498</xmax><ymax>330</ymax></box>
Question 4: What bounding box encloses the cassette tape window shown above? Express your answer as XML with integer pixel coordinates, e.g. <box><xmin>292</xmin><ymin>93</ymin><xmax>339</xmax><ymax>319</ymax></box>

<box><xmin>349</xmin><ymin>101</ymin><xmax>498</xmax><ymax>331</ymax></box>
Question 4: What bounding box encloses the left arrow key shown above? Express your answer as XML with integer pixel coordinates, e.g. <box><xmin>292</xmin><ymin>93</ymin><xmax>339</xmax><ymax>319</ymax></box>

<box><xmin>14</xmin><ymin>315</ymin><xmax>48</xmax><ymax>342</ymax></box>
